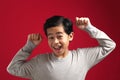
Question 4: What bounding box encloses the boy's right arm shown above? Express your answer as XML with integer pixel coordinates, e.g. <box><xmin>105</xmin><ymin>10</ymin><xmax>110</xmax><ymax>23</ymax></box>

<box><xmin>7</xmin><ymin>33</ymin><xmax>42</xmax><ymax>78</ymax></box>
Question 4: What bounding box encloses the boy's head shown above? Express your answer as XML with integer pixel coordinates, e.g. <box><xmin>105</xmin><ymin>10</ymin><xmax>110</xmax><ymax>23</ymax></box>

<box><xmin>43</xmin><ymin>16</ymin><xmax>74</xmax><ymax>58</ymax></box>
<box><xmin>44</xmin><ymin>16</ymin><xmax>73</xmax><ymax>36</ymax></box>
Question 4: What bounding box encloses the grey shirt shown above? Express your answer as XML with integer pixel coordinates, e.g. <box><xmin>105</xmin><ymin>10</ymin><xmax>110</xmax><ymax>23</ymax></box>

<box><xmin>7</xmin><ymin>25</ymin><xmax>116</xmax><ymax>80</ymax></box>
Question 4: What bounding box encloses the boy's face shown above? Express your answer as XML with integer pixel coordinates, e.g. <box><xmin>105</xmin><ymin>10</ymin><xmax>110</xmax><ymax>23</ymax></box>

<box><xmin>47</xmin><ymin>25</ymin><xmax>74</xmax><ymax>58</ymax></box>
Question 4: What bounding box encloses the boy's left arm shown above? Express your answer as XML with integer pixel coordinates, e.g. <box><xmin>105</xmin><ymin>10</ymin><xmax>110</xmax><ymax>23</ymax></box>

<box><xmin>76</xmin><ymin>17</ymin><xmax>116</xmax><ymax>68</ymax></box>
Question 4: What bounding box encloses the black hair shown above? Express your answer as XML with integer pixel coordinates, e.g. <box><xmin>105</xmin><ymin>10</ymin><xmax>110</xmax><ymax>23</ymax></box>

<box><xmin>43</xmin><ymin>15</ymin><xmax>73</xmax><ymax>36</ymax></box>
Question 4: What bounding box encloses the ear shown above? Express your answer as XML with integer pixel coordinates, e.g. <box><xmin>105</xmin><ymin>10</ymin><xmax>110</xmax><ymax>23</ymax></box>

<box><xmin>69</xmin><ymin>32</ymin><xmax>74</xmax><ymax>41</ymax></box>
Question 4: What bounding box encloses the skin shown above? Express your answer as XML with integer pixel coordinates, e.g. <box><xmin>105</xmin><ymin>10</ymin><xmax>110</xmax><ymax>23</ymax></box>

<box><xmin>47</xmin><ymin>25</ymin><xmax>74</xmax><ymax>58</ymax></box>
<box><xmin>27</xmin><ymin>17</ymin><xmax>91</xmax><ymax>58</ymax></box>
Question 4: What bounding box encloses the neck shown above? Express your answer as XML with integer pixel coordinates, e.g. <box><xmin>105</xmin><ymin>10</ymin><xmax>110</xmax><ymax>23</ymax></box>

<box><xmin>54</xmin><ymin>50</ymin><xmax>69</xmax><ymax>58</ymax></box>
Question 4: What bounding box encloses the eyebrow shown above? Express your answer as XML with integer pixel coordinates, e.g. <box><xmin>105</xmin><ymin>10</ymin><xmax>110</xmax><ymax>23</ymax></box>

<box><xmin>47</xmin><ymin>32</ymin><xmax>63</xmax><ymax>36</ymax></box>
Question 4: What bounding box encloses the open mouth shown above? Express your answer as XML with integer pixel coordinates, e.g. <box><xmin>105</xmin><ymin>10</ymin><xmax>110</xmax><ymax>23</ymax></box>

<box><xmin>53</xmin><ymin>46</ymin><xmax>62</xmax><ymax>52</ymax></box>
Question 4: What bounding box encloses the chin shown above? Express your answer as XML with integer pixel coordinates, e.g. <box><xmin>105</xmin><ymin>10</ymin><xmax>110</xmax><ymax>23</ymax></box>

<box><xmin>54</xmin><ymin>52</ymin><xmax>64</xmax><ymax>56</ymax></box>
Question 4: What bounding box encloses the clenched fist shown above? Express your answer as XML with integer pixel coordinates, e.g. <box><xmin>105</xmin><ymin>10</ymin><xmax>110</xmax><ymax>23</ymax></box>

<box><xmin>76</xmin><ymin>17</ymin><xmax>92</xmax><ymax>29</ymax></box>
<box><xmin>27</xmin><ymin>33</ymin><xmax>42</xmax><ymax>46</ymax></box>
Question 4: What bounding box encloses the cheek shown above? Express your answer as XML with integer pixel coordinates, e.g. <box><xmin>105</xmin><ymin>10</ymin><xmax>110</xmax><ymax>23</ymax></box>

<box><xmin>48</xmin><ymin>41</ymin><xmax>52</xmax><ymax>47</ymax></box>
<box><xmin>61</xmin><ymin>39</ymin><xmax>69</xmax><ymax>46</ymax></box>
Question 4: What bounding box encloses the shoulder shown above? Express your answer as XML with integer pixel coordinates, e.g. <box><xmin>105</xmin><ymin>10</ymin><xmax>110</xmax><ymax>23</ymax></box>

<box><xmin>31</xmin><ymin>53</ymin><xmax>50</xmax><ymax>62</ymax></box>
<box><xmin>71</xmin><ymin>48</ymin><xmax>85</xmax><ymax>54</ymax></box>
<box><xmin>70</xmin><ymin>48</ymin><xmax>85</xmax><ymax>57</ymax></box>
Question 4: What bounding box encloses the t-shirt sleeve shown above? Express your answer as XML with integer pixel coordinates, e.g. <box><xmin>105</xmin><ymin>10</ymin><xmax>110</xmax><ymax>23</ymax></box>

<box><xmin>77</xmin><ymin>25</ymin><xmax>116</xmax><ymax>69</ymax></box>
<box><xmin>7</xmin><ymin>41</ymin><xmax>37</xmax><ymax>78</ymax></box>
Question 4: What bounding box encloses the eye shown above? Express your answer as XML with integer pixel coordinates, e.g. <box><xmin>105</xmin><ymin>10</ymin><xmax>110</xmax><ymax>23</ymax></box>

<box><xmin>48</xmin><ymin>36</ymin><xmax>54</xmax><ymax>40</ymax></box>
<box><xmin>58</xmin><ymin>35</ymin><xmax>63</xmax><ymax>39</ymax></box>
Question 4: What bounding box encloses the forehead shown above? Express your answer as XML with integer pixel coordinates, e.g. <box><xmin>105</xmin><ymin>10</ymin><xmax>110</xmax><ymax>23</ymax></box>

<box><xmin>47</xmin><ymin>25</ymin><xmax>66</xmax><ymax>36</ymax></box>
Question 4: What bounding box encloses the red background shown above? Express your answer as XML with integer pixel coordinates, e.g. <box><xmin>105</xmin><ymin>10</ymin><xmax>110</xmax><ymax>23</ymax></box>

<box><xmin>0</xmin><ymin>0</ymin><xmax>120</xmax><ymax>80</ymax></box>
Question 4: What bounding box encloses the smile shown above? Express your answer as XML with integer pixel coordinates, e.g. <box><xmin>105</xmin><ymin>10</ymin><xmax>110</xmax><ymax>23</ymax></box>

<box><xmin>53</xmin><ymin>46</ymin><xmax>62</xmax><ymax>52</ymax></box>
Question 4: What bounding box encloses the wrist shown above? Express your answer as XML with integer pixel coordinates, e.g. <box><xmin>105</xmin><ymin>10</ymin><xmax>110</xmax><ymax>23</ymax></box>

<box><xmin>22</xmin><ymin>40</ymin><xmax>36</xmax><ymax>53</ymax></box>
<box><xmin>85</xmin><ymin>24</ymin><xmax>97</xmax><ymax>32</ymax></box>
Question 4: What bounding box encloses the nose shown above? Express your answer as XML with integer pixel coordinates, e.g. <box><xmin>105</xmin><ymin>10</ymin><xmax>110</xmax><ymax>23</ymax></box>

<box><xmin>54</xmin><ymin>38</ymin><xmax>59</xmax><ymax>44</ymax></box>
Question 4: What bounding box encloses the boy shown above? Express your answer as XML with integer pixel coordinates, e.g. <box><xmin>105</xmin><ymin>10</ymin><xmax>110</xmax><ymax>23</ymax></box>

<box><xmin>7</xmin><ymin>16</ymin><xmax>116</xmax><ymax>80</ymax></box>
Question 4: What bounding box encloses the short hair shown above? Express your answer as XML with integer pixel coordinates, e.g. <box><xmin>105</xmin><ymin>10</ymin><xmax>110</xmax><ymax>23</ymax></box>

<box><xmin>43</xmin><ymin>15</ymin><xmax>73</xmax><ymax>36</ymax></box>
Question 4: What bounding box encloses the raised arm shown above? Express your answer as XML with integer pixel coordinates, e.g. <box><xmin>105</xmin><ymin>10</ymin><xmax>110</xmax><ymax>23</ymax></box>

<box><xmin>76</xmin><ymin>17</ymin><xmax>116</xmax><ymax>68</ymax></box>
<box><xmin>7</xmin><ymin>33</ymin><xmax>42</xmax><ymax>78</ymax></box>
